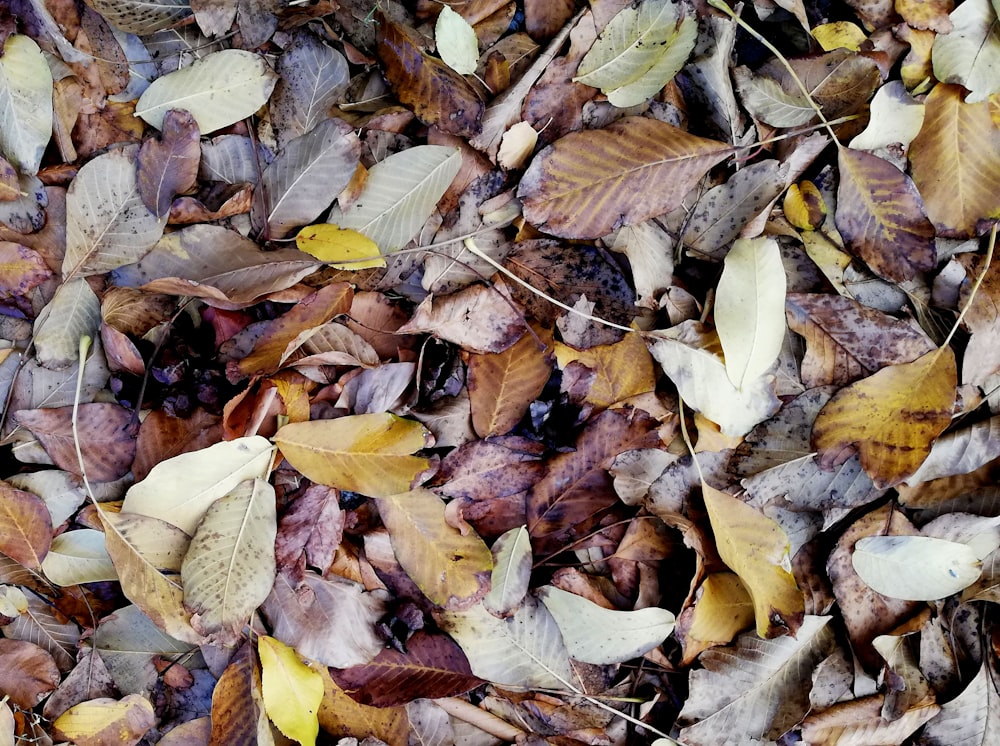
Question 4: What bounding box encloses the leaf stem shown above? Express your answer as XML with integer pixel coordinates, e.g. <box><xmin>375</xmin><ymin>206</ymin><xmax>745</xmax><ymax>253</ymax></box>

<box><xmin>941</xmin><ymin>223</ymin><xmax>997</xmax><ymax>350</ymax></box>
<box><xmin>72</xmin><ymin>335</ymin><xmax>97</xmax><ymax>506</ymax></box>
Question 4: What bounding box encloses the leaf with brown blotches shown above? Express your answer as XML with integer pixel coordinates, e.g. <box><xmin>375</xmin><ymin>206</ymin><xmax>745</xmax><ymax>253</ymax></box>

<box><xmin>376</xmin><ymin>13</ymin><xmax>484</xmax><ymax>138</ymax></box>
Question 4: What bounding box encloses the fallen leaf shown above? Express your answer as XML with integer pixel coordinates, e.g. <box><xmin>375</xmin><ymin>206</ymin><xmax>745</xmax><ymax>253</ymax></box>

<box><xmin>258</xmin><ymin>635</ymin><xmax>323</xmax><ymax>746</ymax></box>
<box><xmin>40</xmin><ymin>529</ymin><xmax>116</xmax><ymax>586</ymax></box>
<box><xmin>436</xmin><ymin>6</ymin><xmax>480</xmax><ymax>75</ymax></box>
<box><xmin>0</xmin><ymin>481</ymin><xmax>51</xmax><ymax>570</ymax></box>
<box><xmin>554</xmin><ymin>332</ymin><xmax>655</xmax><ymax>410</ymax></box>
<box><xmin>271</xmin><ymin>30</ymin><xmax>349</xmax><ymax>146</ymax></box>
<box><xmin>0</xmin><ymin>639</ymin><xmax>60</xmax><ymax>708</ymax></box>
<box><xmin>0</xmin><ymin>35</ymin><xmax>53</xmax><ymax>175</ymax></box>
<box><xmin>851</xmin><ymin>535</ymin><xmax>982</xmax><ymax>601</ymax></box>
<box><xmin>136</xmin><ymin>109</ymin><xmax>200</xmax><ymax>218</ymax></box>
<box><xmin>295</xmin><ymin>224</ymin><xmax>384</xmax><ymax>270</ymax></box>
<box><xmin>318</xmin><ymin>667</ymin><xmax>409</xmax><ymax>743</ymax></box>
<box><xmin>51</xmin><ymin>694</ymin><xmax>155</xmax><ymax>746</ymax></box>
<box><xmin>931</xmin><ymin>0</ymin><xmax>1000</xmax><ymax>103</ymax></box>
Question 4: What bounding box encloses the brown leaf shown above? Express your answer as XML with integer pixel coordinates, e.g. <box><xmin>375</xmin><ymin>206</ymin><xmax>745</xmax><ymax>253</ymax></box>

<box><xmin>518</xmin><ymin>116</ymin><xmax>730</xmax><ymax>239</ymax></box>
<box><xmin>0</xmin><ymin>639</ymin><xmax>60</xmax><ymax>709</ymax></box>
<box><xmin>42</xmin><ymin>649</ymin><xmax>119</xmax><ymax>722</ymax></box>
<box><xmin>236</xmin><ymin>282</ymin><xmax>353</xmax><ymax>378</ymax></box>
<box><xmin>209</xmin><ymin>644</ymin><xmax>264</xmax><ymax>746</ymax></box>
<box><xmin>274</xmin><ymin>484</ymin><xmax>344</xmax><ymax>573</ymax></box>
<box><xmin>132</xmin><ymin>408</ymin><xmax>222</xmax><ymax>483</ymax></box>
<box><xmin>524</xmin><ymin>0</ymin><xmax>576</xmax><ymax>40</ymax></box>
<box><xmin>0</xmin><ymin>481</ymin><xmax>52</xmax><ymax>570</ymax></box>
<box><xmin>331</xmin><ymin>630</ymin><xmax>483</xmax><ymax>707</ymax></box>
<box><xmin>137</xmin><ymin>109</ymin><xmax>200</xmax><ymax>218</ymax></box>
<box><xmin>527</xmin><ymin>407</ymin><xmax>661</xmax><ymax>553</ymax></box>
<box><xmin>376</xmin><ymin>13</ymin><xmax>484</xmax><ymax>138</ymax></box>
<box><xmin>836</xmin><ymin>148</ymin><xmax>936</xmax><ymax>282</ymax></box>
<box><xmin>786</xmin><ymin>293</ymin><xmax>936</xmax><ymax>387</ymax></box>
<box><xmin>0</xmin><ymin>241</ymin><xmax>52</xmax><ymax>302</ymax></box>
<box><xmin>957</xmin><ymin>253</ymin><xmax>1000</xmax><ymax>385</ymax></box>
<box><xmin>397</xmin><ymin>283</ymin><xmax>528</xmax><ymax>354</ymax></box>
<box><xmin>468</xmin><ymin>325</ymin><xmax>553</xmax><ymax>437</ymax></box>
<box><xmin>15</xmin><ymin>404</ymin><xmax>136</xmax><ymax>482</ymax></box>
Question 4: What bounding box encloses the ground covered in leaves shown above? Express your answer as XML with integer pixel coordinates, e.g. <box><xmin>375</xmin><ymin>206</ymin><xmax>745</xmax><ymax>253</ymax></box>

<box><xmin>1</xmin><ymin>0</ymin><xmax>1000</xmax><ymax>743</ymax></box>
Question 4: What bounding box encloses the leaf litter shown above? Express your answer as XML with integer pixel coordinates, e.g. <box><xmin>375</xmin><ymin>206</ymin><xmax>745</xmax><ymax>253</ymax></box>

<box><xmin>0</xmin><ymin>0</ymin><xmax>999</xmax><ymax>744</ymax></box>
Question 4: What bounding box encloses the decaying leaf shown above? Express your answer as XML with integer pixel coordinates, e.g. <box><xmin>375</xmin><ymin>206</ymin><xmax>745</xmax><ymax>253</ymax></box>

<box><xmin>852</xmin><ymin>535</ymin><xmax>982</xmax><ymax>601</ymax></box>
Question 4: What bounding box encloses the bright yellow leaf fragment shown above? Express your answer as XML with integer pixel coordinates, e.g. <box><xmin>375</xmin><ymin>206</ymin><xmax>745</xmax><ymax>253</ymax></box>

<box><xmin>52</xmin><ymin>695</ymin><xmax>155</xmax><ymax>746</ymax></box>
<box><xmin>258</xmin><ymin>636</ymin><xmax>324</xmax><ymax>746</ymax></box>
<box><xmin>812</xmin><ymin>22</ymin><xmax>866</xmax><ymax>51</ymax></box>
<box><xmin>295</xmin><ymin>224</ymin><xmax>385</xmax><ymax>270</ymax></box>
<box><xmin>812</xmin><ymin>348</ymin><xmax>956</xmax><ymax>488</ymax></box>
<box><xmin>274</xmin><ymin>413</ymin><xmax>432</xmax><ymax>497</ymax></box>
<box><xmin>703</xmin><ymin>483</ymin><xmax>803</xmax><ymax>638</ymax></box>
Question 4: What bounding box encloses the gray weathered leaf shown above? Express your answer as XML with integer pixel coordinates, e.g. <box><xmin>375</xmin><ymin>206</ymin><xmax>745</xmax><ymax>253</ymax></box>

<box><xmin>0</xmin><ymin>35</ymin><xmax>53</xmax><ymax>175</ymax></box>
<box><xmin>271</xmin><ymin>31</ymin><xmax>349</xmax><ymax>146</ymax></box>
<box><xmin>33</xmin><ymin>279</ymin><xmax>102</xmax><ymax>371</ymax></box>
<box><xmin>84</xmin><ymin>0</ymin><xmax>193</xmax><ymax>35</ymax></box>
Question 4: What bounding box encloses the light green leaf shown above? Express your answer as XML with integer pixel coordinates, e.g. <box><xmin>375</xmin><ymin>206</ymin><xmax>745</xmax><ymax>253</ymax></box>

<box><xmin>62</xmin><ymin>148</ymin><xmax>166</xmax><ymax>279</ymax></box>
<box><xmin>483</xmin><ymin>526</ymin><xmax>532</xmax><ymax>617</ymax></box>
<box><xmin>715</xmin><ymin>237</ymin><xmax>786</xmax><ymax>390</ymax></box>
<box><xmin>41</xmin><ymin>529</ymin><xmax>117</xmax><ymax>586</ymax></box>
<box><xmin>538</xmin><ymin>585</ymin><xmax>675</xmax><ymax>664</ymax></box>
<box><xmin>135</xmin><ymin>49</ymin><xmax>278</xmax><ymax>132</ymax></box>
<box><xmin>439</xmin><ymin>598</ymin><xmax>578</xmax><ymax>690</ymax></box>
<box><xmin>605</xmin><ymin>14</ymin><xmax>698</xmax><ymax>108</ymax></box>
<box><xmin>648</xmin><ymin>322</ymin><xmax>781</xmax><ymax>436</ymax></box>
<box><xmin>33</xmin><ymin>278</ymin><xmax>101</xmax><ymax>371</ymax></box>
<box><xmin>121</xmin><ymin>436</ymin><xmax>275</xmax><ymax>534</ymax></box>
<box><xmin>83</xmin><ymin>0</ymin><xmax>193</xmax><ymax>35</ymax></box>
<box><xmin>435</xmin><ymin>6</ymin><xmax>479</xmax><ymax>75</ymax></box>
<box><xmin>0</xmin><ymin>35</ymin><xmax>53</xmax><ymax>174</ymax></box>
<box><xmin>576</xmin><ymin>0</ymin><xmax>685</xmax><ymax>91</ymax></box>
<box><xmin>852</xmin><ymin>535</ymin><xmax>982</xmax><ymax>601</ymax></box>
<box><xmin>932</xmin><ymin>0</ymin><xmax>1000</xmax><ymax>103</ymax></box>
<box><xmin>330</xmin><ymin>145</ymin><xmax>462</xmax><ymax>253</ymax></box>
<box><xmin>182</xmin><ymin>479</ymin><xmax>277</xmax><ymax>645</ymax></box>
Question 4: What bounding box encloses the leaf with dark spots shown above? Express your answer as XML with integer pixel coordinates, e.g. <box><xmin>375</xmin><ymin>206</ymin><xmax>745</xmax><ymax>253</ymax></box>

<box><xmin>376</xmin><ymin>12</ymin><xmax>484</xmax><ymax>138</ymax></box>
<box><xmin>137</xmin><ymin>109</ymin><xmax>201</xmax><ymax>218</ymax></box>
<box><xmin>527</xmin><ymin>407</ymin><xmax>661</xmax><ymax>554</ymax></box>
<box><xmin>330</xmin><ymin>630</ymin><xmax>483</xmax><ymax>707</ymax></box>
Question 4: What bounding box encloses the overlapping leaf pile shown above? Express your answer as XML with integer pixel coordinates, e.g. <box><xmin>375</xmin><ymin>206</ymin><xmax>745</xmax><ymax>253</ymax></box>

<box><xmin>0</xmin><ymin>0</ymin><xmax>999</xmax><ymax>744</ymax></box>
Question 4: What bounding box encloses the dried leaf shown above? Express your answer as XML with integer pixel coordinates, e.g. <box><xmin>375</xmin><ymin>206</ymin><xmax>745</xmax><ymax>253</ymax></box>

<box><xmin>484</xmin><ymin>525</ymin><xmax>533</xmax><ymax>617</ymax></box>
<box><xmin>377</xmin><ymin>13</ymin><xmax>484</xmax><ymax>137</ymax></box>
<box><xmin>0</xmin><ymin>35</ymin><xmax>53</xmax><ymax>175</ymax></box>
<box><xmin>271</xmin><ymin>30</ymin><xmax>349</xmax><ymax>146</ymax></box>
<box><xmin>910</xmin><ymin>83</ymin><xmax>1000</xmax><ymax>237</ymax></box>
<box><xmin>136</xmin><ymin>49</ymin><xmax>277</xmax><ymax>133</ymax></box>
<box><xmin>554</xmin><ymin>332</ymin><xmax>656</xmax><ymax>410</ymax></box>
<box><xmin>0</xmin><ymin>639</ymin><xmax>60</xmax><ymax>708</ymax></box>
<box><xmin>812</xmin><ymin>348</ymin><xmax>957</xmax><ymax>488</ymax></box>
<box><xmin>836</xmin><ymin>148</ymin><xmax>936</xmax><ymax>282</ymax></box>
<box><xmin>136</xmin><ymin>108</ymin><xmax>200</xmax><ymax>218</ymax></box>
<box><xmin>41</xmin><ymin>529</ymin><xmax>116</xmax><ymax>586</ymax></box>
<box><xmin>469</xmin><ymin>326</ymin><xmax>552</xmax><ymax>437</ymax></box>
<box><xmin>182</xmin><ymin>478</ymin><xmax>277</xmax><ymax>644</ymax></box>
<box><xmin>852</xmin><ymin>535</ymin><xmax>981</xmax><ymax>601</ymax></box>
<box><xmin>84</xmin><ymin>0</ymin><xmax>192</xmax><ymax>34</ymax></box>
<box><xmin>51</xmin><ymin>695</ymin><xmax>155</xmax><ymax>746</ymax></box>
<box><xmin>295</xmin><ymin>224</ymin><xmax>384</xmax><ymax>270</ymax></box>
<box><xmin>318</xmin><ymin>667</ymin><xmax>409</xmax><ymax>743</ymax></box>
<box><xmin>274</xmin><ymin>414</ymin><xmax>431</xmax><ymax>498</ymax></box>
<box><xmin>436</xmin><ymin>6</ymin><xmax>480</xmax><ymax>75</ymax></box>
<box><xmin>0</xmin><ymin>481</ymin><xmax>51</xmax><ymax>570</ymax></box>
<box><xmin>932</xmin><ymin>0</ymin><xmax>1000</xmax><ymax>103</ymax></box>
<box><xmin>258</xmin><ymin>635</ymin><xmax>323</xmax><ymax>746</ymax></box>
<box><xmin>519</xmin><ymin>116</ymin><xmax>730</xmax><ymax>239</ymax></box>
<box><xmin>378</xmin><ymin>487</ymin><xmax>492</xmax><ymax>609</ymax></box>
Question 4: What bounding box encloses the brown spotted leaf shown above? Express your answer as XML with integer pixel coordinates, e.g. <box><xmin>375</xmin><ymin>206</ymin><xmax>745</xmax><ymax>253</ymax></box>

<box><xmin>518</xmin><ymin>116</ymin><xmax>730</xmax><ymax>239</ymax></box>
<box><xmin>376</xmin><ymin>13</ymin><xmax>484</xmax><ymax>138</ymax></box>
<box><xmin>137</xmin><ymin>108</ymin><xmax>200</xmax><ymax>218</ymax></box>
<box><xmin>836</xmin><ymin>148</ymin><xmax>936</xmax><ymax>282</ymax></box>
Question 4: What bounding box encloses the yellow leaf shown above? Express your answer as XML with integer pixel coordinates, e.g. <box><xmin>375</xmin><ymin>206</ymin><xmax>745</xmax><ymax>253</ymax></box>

<box><xmin>783</xmin><ymin>181</ymin><xmax>826</xmax><ymax>230</ymax></box>
<box><xmin>378</xmin><ymin>488</ymin><xmax>492</xmax><ymax>607</ymax></box>
<box><xmin>52</xmin><ymin>695</ymin><xmax>155</xmax><ymax>746</ymax></box>
<box><xmin>258</xmin><ymin>636</ymin><xmax>323</xmax><ymax>746</ymax></box>
<box><xmin>812</xmin><ymin>348</ymin><xmax>956</xmax><ymax>488</ymax></box>
<box><xmin>295</xmin><ymin>224</ymin><xmax>385</xmax><ymax>270</ymax></box>
<box><xmin>703</xmin><ymin>484</ymin><xmax>803</xmax><ymax>638</ymax></box>
<box><xmin>811</xmin><ymin>21</ymin><xmax>866</xmax><ymax>51</ymax></box>
<box><xmin>273</xmin><ymin>413</ymin><xmax>431</xmax><ymax>497</ymax></box>
<box><xmin>317</xmin><ymin>667</ymin><xmax>409</xmax><ymax>742</ymax></box>
<box><xmin>554</xmin><ymin>332</ymin><xmax>656</xmax><ymax>410</ymax></box>
<box><xmin>684</xmin><ymin>573</ymin><xmax>754</xmax><ymax>655</ymax></box>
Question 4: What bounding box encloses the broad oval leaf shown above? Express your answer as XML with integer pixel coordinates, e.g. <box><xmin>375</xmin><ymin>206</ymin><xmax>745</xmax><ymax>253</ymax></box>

<box><xmin>0</xmin><ymin>481</ymin><xmax>51</xmax><ymax>570</ymax></box>
<box><xmin>330</xmin><ymin>145</ymin><xmax>462</xmax><ymax>253</ymax></box>
<box><xmin>538</xmin><ymin>585</ymin><xmax>675</xmax><ymax>664</ymax></box>
<box><xmin>910</xmin><ymin>84</ymin><xmax>1000</xmax><ymax>237</ymax></box>
<box><xmin>836</xmin><ymin>148</ymin><xmax>936</xmax><ymax>282</ymax></box>
<box><xmin>435</xmin><ymin>6</ymin><xmax>479</xmax><ymax>75</ymax></box>
<box><xmin>295</xmin><ymin>224</ymin><xmax>384</xmax><ymax>270</ymax></box>
<box><xmin>62</xmin><ymin>149</ymin><xmax>166</xmax><ymax>279</ymax></box>
<box><xmin>273</xmin><ymin>414</ymin><xmax>431</xmax><ymax>498</ymax></box>
<box><xmin>702</xmin><ymin>483</ymin><xmax>803</xmax><ymax>638</ymax></box>
<box><xmin>932</xmin><ymin>0</ymin><xmax>1000</xmax><ymax>103</ymax></box>
<box><xmin>378</xmin><ymin>488</ymin><xmax>492</xmax><ymax>609</ymax></box>
<box><xmin>519</xmin><ymin>117</ymin><xmax>730</xmax><ymax>239</ymax></box>
<box><xmin>852</xmin><ymin>535</ymin><xmax>982</xmax><ymax>600</ymax></box>
<box><xmin>136</xmin><ymin>49</ymin><xmax>277</xmax><ymax>133</ymax></box>
<box><xmin>121</xmin><ymin>435</ymin><xmax>275</xmax><ymax>535</ymax></box>
<box><xmin>715</xmin><ymin>237</ymin><xmax>786</xmax><ymax>390</ymax></box>
<box><xmin>51</xmin><ymin>694</ymin><xmax>155</xmax><ymax>746</ymax></box>
<box><xmin>812</xmin><ymin>348</ymin><xmax>957</xmax><ymax>488</ymax></box>
<box><xmin>252</xmin><ymin>118</ymin><xmax>362</xmax><ymax>239</ymax></box>
<box><xmin>33</xmin><ymin>278</ymin><xmax>101</xmax><ymax>371</ymax></box>
<box><xmin>484</xmin><ymin>526</ymin><xmax>533</xmax><ymax>617</ymax></box>
<box><xmin>272</xmin><ymin>31</ymin><xmax>350</xmax><ymax>146</ymax></box>
<box><xmin>182</xmin><ymin>479</ymin><xmax>277</xmax><ymax>645</ymax></box>
<box><xmin>0</xmin><ymin>35</ymin><xmax>53</xmax><ymax>174</ymax></box>
<box><xmin>258</xmin><ymin>636</ymin><xmax>323</xmax><ymax>746</ymax></box>
<box><xmin>41</xmin><ymin>529</ymin><xmax>116</xmax><ymax>586</ymax></box>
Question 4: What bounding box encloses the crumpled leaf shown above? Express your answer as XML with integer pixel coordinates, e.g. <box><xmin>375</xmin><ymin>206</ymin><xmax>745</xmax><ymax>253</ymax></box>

<box><xmin>435</xmin><ymin>6</ymin><xmax>479</xmax><ymax>75</ymax></box>
<box><xmin>538</xmin><ymin>585</ymin><xmax>675</xmax><ymax>664</ymax></box>
<box><xmin>182</xmin><ymin>478</ymin><xmax>277</xmax><ymax>644</ymax></box>
<box><xmin>703</xmin><ymin>483</ymin><xmax>804</xmax><ymax>638</ymax></box>
<box><xmin>258</xmin><ymin>635</ymin><xmax>323</xmax><ymax>746</ymax></box>
<box><xmin>554</xmin><ymin>332</ymin><xmax>655</xmax><ymax>411</ymax></box>
<box><xmin>812</xmin><ymin>348</ymin><xmax>957</xmax><ymax>488</ymax></box>
<box><xmin>135</xmin><ymin>49</ymin><xmax>278</xmax><ymax>133</ymax></box>
<box><xmin>274</xmin><ymin>414</ymin><xmax>431</xmax><ymax>499</ymax></box>
<box><xmin>851</xmin><ymin>535</ymin><xmax>981</xmax><ymax>601</ymax></box>
<box><xmin>0</xmin><ymin>35</ymin><xmax>53</xmax><ymax>175</ymax></box>
<box><xmin>519</xmin><ymin>116</ymin><xmax>730</xmax><ymax>239</ymax></box>
<box><xmin>715</xmin><ymin>237</ymin><xmax>786</xmax><ymax>390</ymax></box>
